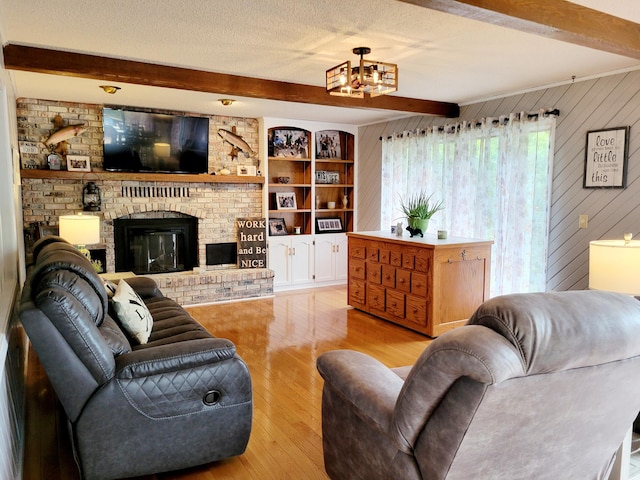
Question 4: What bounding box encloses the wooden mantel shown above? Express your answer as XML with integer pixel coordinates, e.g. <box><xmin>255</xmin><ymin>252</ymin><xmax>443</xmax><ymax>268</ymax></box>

<box><xmin>20</xmin><ymin>169</ymin><xmax>264</xmax><ymax>184</ymax></box>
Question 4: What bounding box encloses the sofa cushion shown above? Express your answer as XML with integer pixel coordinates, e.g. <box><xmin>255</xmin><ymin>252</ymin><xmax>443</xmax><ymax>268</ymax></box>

<box><xmin>112</xmin><ymin>280</ymin><xmax>153</xmax><ymax>344</ymax></box>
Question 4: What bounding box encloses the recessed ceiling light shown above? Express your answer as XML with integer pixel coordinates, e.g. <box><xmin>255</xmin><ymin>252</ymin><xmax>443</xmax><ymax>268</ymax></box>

<box><xmin>218</xmin><ymin>98</ymin><xmax>235</xmax><ymax>106</ymax></box>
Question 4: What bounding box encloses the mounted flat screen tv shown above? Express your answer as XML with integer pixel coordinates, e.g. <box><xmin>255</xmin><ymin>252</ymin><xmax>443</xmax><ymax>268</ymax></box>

<box><xmin>102</xmin><ymin>107</ymin><xmax>209</xmax><ymax>173</ymax></box>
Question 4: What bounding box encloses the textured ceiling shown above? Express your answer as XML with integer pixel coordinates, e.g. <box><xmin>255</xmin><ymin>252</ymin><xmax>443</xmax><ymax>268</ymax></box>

<box><xmin>1</xmin><ymin>0</ymin><xmax>639</xmax><ymax>125</ymax></box>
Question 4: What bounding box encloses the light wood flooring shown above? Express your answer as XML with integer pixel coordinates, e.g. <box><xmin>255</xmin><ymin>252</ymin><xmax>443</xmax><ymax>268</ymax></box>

<box><xmin>23</xmin><ymin>285</ymin><xmax>432</xmax><ymax>480</ymax></box>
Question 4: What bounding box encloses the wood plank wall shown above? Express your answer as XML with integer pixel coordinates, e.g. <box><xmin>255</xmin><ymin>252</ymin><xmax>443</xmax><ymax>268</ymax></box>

<box><xmin>357</xmin><ymin>69</ymin><xmax>640</xmax><ymax>292</ymax></box>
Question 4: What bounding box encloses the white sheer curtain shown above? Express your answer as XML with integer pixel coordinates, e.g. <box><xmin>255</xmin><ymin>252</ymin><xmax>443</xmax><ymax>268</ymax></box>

<box><xmin>381</xmin><ymin>111</ymin><xmax>556</xmax><ymax>296</ymax></box>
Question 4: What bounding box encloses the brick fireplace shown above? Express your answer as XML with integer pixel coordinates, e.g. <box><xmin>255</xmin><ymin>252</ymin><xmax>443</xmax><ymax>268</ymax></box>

<box><xmin>19</xmin><ymin>98</ymin><xmax>273</xmax><ymax>305</ymax></box>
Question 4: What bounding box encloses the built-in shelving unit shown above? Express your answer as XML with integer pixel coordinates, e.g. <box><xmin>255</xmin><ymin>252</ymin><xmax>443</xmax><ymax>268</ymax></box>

<box><xmin>265</xmin><ymin>126</ymin><xmax>355</xmax><ymax>236</ymax></box>
<box><xmin>314</xmin><ymin>129</ymin><xmax>355</xmax><ymax>234</ymax></box>
<box><xmin>20</xmin><ymin>169</ymin><xmax>264</xmax><ymax>184</ymax></box>
<box><xmin>261</xmin><ymin>119</ymin><xmax>357</xmax><ymax>291</ymax></box>
<box><xmin>266</xmin><ymin>127</ymin><xmax>313</xmax><ymax>234</ymax></box>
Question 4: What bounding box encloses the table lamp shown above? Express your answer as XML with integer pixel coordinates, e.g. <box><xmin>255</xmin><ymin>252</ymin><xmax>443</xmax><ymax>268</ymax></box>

<box><xmin>59</xmin><ymin>213</ymin><xmax>100</xmax><ymax>250</ymax></box>
<box><xmin>589</xmin><ymin>233</ymin><xmax>640</xmax><ymax>296</ymax></box>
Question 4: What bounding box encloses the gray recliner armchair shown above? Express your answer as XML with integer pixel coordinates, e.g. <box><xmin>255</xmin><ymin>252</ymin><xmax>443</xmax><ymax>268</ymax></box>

<box><xmin>317</xmin><ymin>290</ymin><xmax>640</xmax><ymax>480</ymax></box>
<box><xmin>20</xmin><ymin>237</ymin><xmax>252</xmax><ymax>479</ymax></box>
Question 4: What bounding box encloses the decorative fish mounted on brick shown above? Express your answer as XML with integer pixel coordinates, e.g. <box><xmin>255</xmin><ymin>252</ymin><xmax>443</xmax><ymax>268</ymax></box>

<box><xmin>217</xmin><ymin>127</ymin><xmax>256</xmax><ymax>160</ymax></box>
<box><xmin>45</xmin><ymin>123</ymin><xmax>87</xmax><ymax>156</ymax></box>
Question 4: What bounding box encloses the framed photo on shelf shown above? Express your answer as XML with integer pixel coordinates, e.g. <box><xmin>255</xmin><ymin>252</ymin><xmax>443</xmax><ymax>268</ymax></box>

<box><xmin>268</xmin><ymin>218</ymin><xmax>288</xmax><ymax>236</ymax></box>
<box><xmin>583</xmin><ymin>126</ymin><xmax>630</xmax><ymax>189</ymax></box>
<box><xmin>271</xmin><ymin>129</ymin><xmax>309</xmax><ymax>158</ymax></box>
<box><xmin>237</xmin><ymin>165</ymin><xmax>257</xmax><ymax>176</ymax></box>
<box><xmin>316</xmin><ymin>217</ymin><xmax>343</xmax><ymax>233</ymax></box>
<box><xmin>67</xmin><ymin>155</ymin><xmax>91</xmax><ymax>172</ymax></box>
<box><xmin>275</xmin><ymin>191</ymin><xmax>297</xmax><ymax>210</ymax></box>
<box><xmin>316</xmin><ymin>130</ymin><xmax>342</xmax><ymax>159</ymax></box>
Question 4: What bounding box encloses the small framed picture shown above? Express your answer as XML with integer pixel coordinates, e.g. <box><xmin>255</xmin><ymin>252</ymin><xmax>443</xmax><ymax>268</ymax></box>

<box><xmin>237</xmin><ymin>165</ymin><xmax>257</xmax><ymax>176</ymax></box>
<box><xmin>316</xmin><ymin>217</ymin><xmax>343</xmax><ymax>233</ymax></box>
<box><xmin>271</xmin><ymin>129</ymin><xmax>309</xmax><ymax>158</ymax></box>
<box><xmin>269</xmin><ymin>218</ymin><xmax>288</xmax><ymax>236</ymax></box>
<box><xmin>316</xmin><ymin>130</ymin><xmax>342</xmax><ymax>159</ymax></box>
<box><xmin>583</xmin><ymin>126</ymin><xmax>630</xmax><ymax>189</ymax></box>
<box><xmin>38</xmin><ymin>225</ymin><xmax>59</xmax><ymax>239</ymax></box>
<box><xmin>67</xmin><ymin>155</ymin><xmax>91</xmax><ymax>172</ymax></box>
<box><xmin>275</xmin><ymin>191</ymin><xmax>297</xmax><ymax>210</ymax></box>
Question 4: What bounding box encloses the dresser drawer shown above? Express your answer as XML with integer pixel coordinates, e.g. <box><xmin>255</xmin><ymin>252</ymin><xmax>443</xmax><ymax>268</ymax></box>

<box><xmin>415</xmin><ymin>255</ymin><xmax>430</xmax><ymax>273</ymax></box>
<box><xmin>367</xmin><ymin>246</ymin><xmax>379</xmax><ymax>262</ymax></box>
<box><xmin>402</xmin><ymin>253</ymin><xmax>415</xmax><ymax>270</ymax></box>
<box><xmin>368</xmin><ymin>284</ymin><xmax>386</xmax><ymax>311</ymax></box>
<box><xmin>349</xmin><ymin>259</ymin><xmax>366</xmax><ymax>280</ymax></box>
<box><xmin>390</xmin><ymin>251</ymin><xmax>402</xmax><ymax>267</ymax></box>
<box><xmin>367</xmin><ymin>264</ymin><xmax>382</xmax><ymax>284</ymax></box>
<box><xmin>386</xmin><ymin>290</ymin><xmax>405</xmax><ymax>318</ymax></box>
<box><xmin>411</xmin><ymin>272</ymin><xmax>428</xmax><ymax>297</ymax></box>
<box><xmin>396</xmin><ymin>269</ymin><xmax>411</xmax><ymax>293</ymax></box>
<box><xmin>379</xmin><ymin>249</ymin><xmax>391</xmax><ymax>264</ymax></box>
<box><xmin>381</xmin><ymin>264</ymin><xmax>396</xmax><ymax>288</ymax></box>
<box><xmin>350</xmin><ymin>279</ymin><xmax>366</xmax><ymax>305</ymax></box>
<box><xmin>350</xmin><ymin>245</ymin><xmax>366</xmax><ymax>259</ymax></box>
<box><xmin>406</xmin><ymin>295</ymin><xmax>428</xmax><ymax>326</ymax></box>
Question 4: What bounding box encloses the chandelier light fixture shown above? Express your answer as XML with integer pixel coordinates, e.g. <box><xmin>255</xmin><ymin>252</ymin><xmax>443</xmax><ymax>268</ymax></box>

<box><xmin>326</xmin><ymin>47</ymin><xmax>398</xmax><ymax>98</ymax></box>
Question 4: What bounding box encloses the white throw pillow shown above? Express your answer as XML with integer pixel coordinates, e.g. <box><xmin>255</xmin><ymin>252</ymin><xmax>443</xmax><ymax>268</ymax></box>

<box><xmin>111</xmin><ymin>280</ymin><xmax>153</xmax><ymax>344</ymax></box>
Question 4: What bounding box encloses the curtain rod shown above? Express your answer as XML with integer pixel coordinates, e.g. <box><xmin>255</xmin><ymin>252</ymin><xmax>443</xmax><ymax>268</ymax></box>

<box><xmin>379</xmin><ymin>108</ymin><xmax>560</xmax><ymax>141</ymax></box>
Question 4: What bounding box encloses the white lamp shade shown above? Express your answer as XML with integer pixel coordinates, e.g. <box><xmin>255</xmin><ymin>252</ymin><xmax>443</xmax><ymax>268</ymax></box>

<box><xmin>589</xmin><ymin>239</ymin><xmax>640</xmax><ymax>295</ymax></box>
<box><xmin>59</xmin><ymin>214</ymin><xmax>100</xmax><ymax>246</ymax></box>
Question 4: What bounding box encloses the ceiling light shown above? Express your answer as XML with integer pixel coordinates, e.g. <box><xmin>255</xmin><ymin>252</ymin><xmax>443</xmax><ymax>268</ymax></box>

<box><xmin>99</xmin><ymin>85</ymin><xmax>121</xmax><ymax>94</ymax></box>
<box><xmin>218</xmin><ymin>98</ymin><xmax>235</xmax><ymax>106</ymax></box>
<box><xmin>326</xmin><ymin>47</ymin><xmax>398</xmax><ymax>99</ymax></box>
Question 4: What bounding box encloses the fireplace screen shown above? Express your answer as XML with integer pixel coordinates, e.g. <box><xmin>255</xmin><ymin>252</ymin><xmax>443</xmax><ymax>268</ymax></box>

<box><xmin>114</xmin><ymin>217</ymin><xmax>197</xmax><ymax>274</ymax></box>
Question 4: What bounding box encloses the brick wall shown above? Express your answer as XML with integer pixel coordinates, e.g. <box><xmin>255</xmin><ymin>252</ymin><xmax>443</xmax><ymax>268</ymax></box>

<box><xmin>19</xmin><ymin>98</ymin><xmax>273</xmax><ymax>304</ymax></box>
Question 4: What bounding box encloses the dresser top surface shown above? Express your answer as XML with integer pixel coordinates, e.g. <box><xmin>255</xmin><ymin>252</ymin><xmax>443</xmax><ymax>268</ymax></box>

<box><xmin>347</xmin><ymin>231</ymin><xmax>493</xmax><ymax>248</ymax></box>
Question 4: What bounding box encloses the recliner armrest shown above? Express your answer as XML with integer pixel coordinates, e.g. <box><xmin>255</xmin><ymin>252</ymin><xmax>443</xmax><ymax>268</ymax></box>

<box><xmin>115</xmin><ymin>337</ymin><xmax>236</xmax><ymax>378</ymax></box>
<box><xmin>122</xmin><ymin>276</ymin><xmax>162</xmax><ymax>299</ymax></box>
<box><xmin>317</xmin><ymin>350</ymin><xmax>405</xmax><ymax>435</ymax></box>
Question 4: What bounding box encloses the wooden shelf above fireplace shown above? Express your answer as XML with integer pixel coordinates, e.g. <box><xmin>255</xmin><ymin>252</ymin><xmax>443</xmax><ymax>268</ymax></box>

<box><xmin>20</xmin><ymin>169</ymin><xmax>264</xmax><ymax>184</ymax></box>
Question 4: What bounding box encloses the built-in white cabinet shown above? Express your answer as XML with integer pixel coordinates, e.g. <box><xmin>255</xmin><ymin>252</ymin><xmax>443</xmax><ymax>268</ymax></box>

<box><xmin>314</xmin><ymin>233</ymin><xmax>348</xmax><ymax>283</ymax></box>
<box><xmin>261</xmin><ymin>118</ymin><xmax>357</xmax><ymax>291</ymax></box>
<box><xmin>267</xmin><ymin>235</ymin><xmax>314</xmax><ymax>289</ymax></box>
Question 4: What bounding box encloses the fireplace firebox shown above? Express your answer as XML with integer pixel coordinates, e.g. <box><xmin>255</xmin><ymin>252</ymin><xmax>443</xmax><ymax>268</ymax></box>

<box><xmin>114</xmin><ymin>217</ymin><xmax>198</xmax><ymax>274</ymax></box>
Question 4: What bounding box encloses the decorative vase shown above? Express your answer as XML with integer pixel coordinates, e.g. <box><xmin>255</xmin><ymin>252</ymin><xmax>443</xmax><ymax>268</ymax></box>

<box><xmin>342</xmin><ymin>195</ymin><xmax>348</xmax><ymax>209</ymax></box>
<box><xmin>408</xmin><ymin>217</ymin><xmax>429</xmax><ymax>233</ymax></box>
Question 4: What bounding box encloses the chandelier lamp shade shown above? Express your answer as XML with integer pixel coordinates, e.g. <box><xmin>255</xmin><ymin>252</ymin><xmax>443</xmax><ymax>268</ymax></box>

<box><xmin>326</xmin><ymin>47</ymin><xmax>398</xmax><ymax>98</ymax></box>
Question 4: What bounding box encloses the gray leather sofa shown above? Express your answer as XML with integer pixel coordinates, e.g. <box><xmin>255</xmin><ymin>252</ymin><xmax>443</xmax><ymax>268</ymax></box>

<box><xmin>318</xmin><ymin>290</ymin><xmax>640</xmax><ymax>480</ymax></box>
<box><xmin>20</xmin><ymin>236</ymin><xmax>252</xmax><ymax>480</ymax></box>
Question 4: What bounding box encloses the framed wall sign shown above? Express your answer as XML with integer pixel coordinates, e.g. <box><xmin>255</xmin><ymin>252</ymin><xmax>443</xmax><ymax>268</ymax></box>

<box><xmin>583</xmin><ymin>126</ymin><xmax>630</xmax><ymax>189</ymax></box>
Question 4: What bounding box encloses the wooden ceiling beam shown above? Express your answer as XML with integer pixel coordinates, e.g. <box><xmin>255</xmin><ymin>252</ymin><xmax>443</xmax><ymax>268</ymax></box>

<box><xmin>397</xmin><ymin>0</ymin><xmax>640</xmax><ymax>59</ymax></box>
<box><xmin>2</xmin><ymin>44</ymin><xmax>460</xmax><ymax>118</ymax></box>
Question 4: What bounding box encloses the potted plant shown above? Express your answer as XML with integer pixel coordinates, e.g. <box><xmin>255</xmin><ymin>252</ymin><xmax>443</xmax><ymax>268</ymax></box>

<box><xmin>398</xmin><ymin>191</ymin><xmax>444</xmax><ymax>234</ymax></box>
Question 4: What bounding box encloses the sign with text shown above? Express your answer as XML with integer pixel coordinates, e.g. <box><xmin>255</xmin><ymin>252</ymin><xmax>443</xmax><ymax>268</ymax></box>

<box><xmin>584</xmin><ymin>126</ymin><xmax>630</xmax><ymax>188</ymax></box>
<box><xmin>237</xmin><ymin>218</ymin><xmax>267</xmax><ymax>268</ymax></box>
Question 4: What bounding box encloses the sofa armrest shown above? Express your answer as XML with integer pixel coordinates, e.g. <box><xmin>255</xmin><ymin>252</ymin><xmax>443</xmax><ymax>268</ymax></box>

<box><xmin>123</xmin><ymin>276</ymin><xmax>162</xmax><ymax>299</ymax></box>
<box><xmin>115</xmin><ymin>337</ymin><xmax>236</xmax><ymax>379</ymax></box>
<box><xmin>317</xmin><ymin>350</ymin><xmax>405</xmax><ymax>434</ymax></box>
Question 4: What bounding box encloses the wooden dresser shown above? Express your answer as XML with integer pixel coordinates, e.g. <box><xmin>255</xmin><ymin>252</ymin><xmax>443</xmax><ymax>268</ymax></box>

<box><xmin>347</xmin><ymin>231</ymin><xmax>492</xmax><ymax>337</ymax></box>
